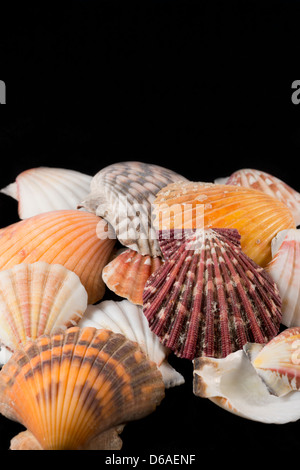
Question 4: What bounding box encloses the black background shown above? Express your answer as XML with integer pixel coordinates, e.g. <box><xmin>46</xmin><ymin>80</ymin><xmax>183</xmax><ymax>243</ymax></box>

<box><xmin>1</xmin><ymin>0</ymin><xmax>300</xmax><ymax>460</ymax></box>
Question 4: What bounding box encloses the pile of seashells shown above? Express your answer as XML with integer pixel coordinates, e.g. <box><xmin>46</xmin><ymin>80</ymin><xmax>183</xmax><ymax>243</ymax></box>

<box><xmin>0</xmin><ymin>162</ymin><xmax>300</xmax><ymax>449</ymax></box>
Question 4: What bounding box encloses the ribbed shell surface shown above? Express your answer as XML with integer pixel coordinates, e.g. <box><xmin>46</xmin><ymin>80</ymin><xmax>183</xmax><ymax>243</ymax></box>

<box><xmin>0</xmin><ymin>327</ymin><xmax>165</xmax><ymax>450</ymax></box>
<box><xmin>143</xmin><ymin>228</ymin><xmax>282</xmax><ymax>360</ymax></box>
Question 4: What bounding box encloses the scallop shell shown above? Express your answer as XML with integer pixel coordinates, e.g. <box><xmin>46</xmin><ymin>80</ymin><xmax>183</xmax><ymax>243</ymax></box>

<box><xmin>79</xmin><ymin>161</ymin><xmax>188</xmax><ymax>257</ymax></box>
<box><xmin>102</xmin><ymin>248</ymin><xmax>163</xmax><ymax>305</ymax></box>
<box><xmin>219</xmin><ymin>169</ymin><xmax>300</xmax><ymax>226</ymax></box>
<box><xmin>193</xmin><ymin>348</ymin><xmax>300</xmax><ymax>424</ymax></box>
<box><xmin>0</xmin><ymin>327</ymin><xmax>165</xmax><ymax>450</ymax></box>
<box><xmin>244</xmin><ymin>327</ymin><xmax>300</xmax><ymax>397</ymax></box>
<box><xmin>265</xmin><ymin>229</ymin><xmax>300</xmax><ymax>327</ymax></box>
<box><xmin>0</xmin><ymin>262</ymin><xmax>88</xmax><ymax>361</ymax></box>
<box><xmin>153</xmin><ymin>182</ymin><xmax>296</xmax><ymax>266</ymax></box>
<box><xmin>143</xmin><ymin>227</ymin><xmax>282</xmax><ymax>360</ymax></box>
<box><xmin>1</xmin><ymin>167</ymin><xmax>92</xmax><ymax>219</ymax></box>
<box><xmin>0</xmin><ymin>210</ymin><xmax>116</xmax><ymax>304</ymax></box>
<box><xmin>79</xmin><ymin>300</ymin><xmax>185</xmax><ymax>388</ymax></box>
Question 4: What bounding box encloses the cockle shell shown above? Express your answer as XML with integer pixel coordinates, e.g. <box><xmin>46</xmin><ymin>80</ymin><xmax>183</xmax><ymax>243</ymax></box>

<box><xmin>143</xmin><ymin>227</ymin><xmax>282</xmax><ymax>360</ymax></box>
<box><xmin>0</xmin><ymin>210</ymin><xmax>116</xmax><ymax>304</ymax></box>
<box><xmin>0</xmin><ymin>262</ymin><xmax>88</xmax><ymax>362</ymax></box>
<box><xmin>102</xmin><ymin>248</ymin><xmax>163</xmax><ymax>305</ymax></box>
<box><xmin>244</xmin><ymin>327</ymin><xmax>300</xmax><ymax>397</ymax></box>
<box><xmin>79</xmin><ymin>300</ymin><xmax>184</xmax><ymax>388</ymax></box>
<box><xmin>79</xmin><ymin>161</ymin><xmax>188</xmax><ymax>258</ymax></box>
<box><xmin>216</xmin><ymin>169</ymin><xmax>300</xmax><ymax>226</ymax></box>
<box><xmin>1</xmin><ymin>166</ymin><xmax>92</xmax><ymax>219</ymax></box>
<box><xmin>265</xmin><ymin>229</ymin><xmax>300</xmax><ymax>327</ymax></box>
<box><xmin>153</xmin><ymin>182</ymin><xmax>296</xmax><ymax>267</ymax></box>
<box><xmin>193</xmin><ymin>348</ymin><xmax>300</xmax><ymax>424</ymax></box>
<box><xmin>0</xmin><ymin>327</ymin><xmax>165</xmax><ymax>450</ymax></box>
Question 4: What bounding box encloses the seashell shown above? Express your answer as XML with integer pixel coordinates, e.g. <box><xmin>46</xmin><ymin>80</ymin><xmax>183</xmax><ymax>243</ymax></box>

<box><xmin>0</xmin><ymin>326</ymin><xmax>165</xmax><ymax>450</ymax></box>
<box><xmin>217</xmin><ymin>168</ymin><xmax>300</xmax><ymax>226</ymax></box>
<box><xmin>0</xmin><ymin>210</ymin><xmax>116</xmax><ymax>304</ymax></box>
<box><xmin>79</xmin><ymin>161</ymin><xmax>188</xmax><ymax>258</ymax></box>
<box><xmin>193</xmin><ymin>348</ymin><xmax>300</xmax><ymax>424</ymax></box>
<box><xmin>102</xmin><ymin>248</ymin><xmax>163</xmax><ymax>305</ymax></box>
<box><xmin>244</xmin><ymin>327</ymin><xmax>300</xmax><ymax>397</ymax></box>
<box><xmin>143</xmin><ymin>227</ymin><xmax>282</xmax><ymax>360</ymax></box>
<box><xmin>265</xmin><ymin>229</ymin><xmax>300</xmax><ymax>327</ymax></box>
<box><xmin>1</xmin><ymin>166</ymin><xmax>92</xmax><ymax>219</ymax></box>
<box><xmin>79</xmin><ymin>300</ymin><xmax>185</xmax><ymax>388</ymax></box>
<box><xmin>0</xmin><ymin>262</ymin><xmax>88</xmax><ymax>361</ymax></box>
<box><xmin>153</xmin><ymin>181</ymin><xmax>296</xmax><ymax>267</ymax></box>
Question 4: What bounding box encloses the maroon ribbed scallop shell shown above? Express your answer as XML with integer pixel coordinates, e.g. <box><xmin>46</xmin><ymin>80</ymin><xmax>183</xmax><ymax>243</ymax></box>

<box><xmin>143</xmin><ymin>228</ymin><xmax>282</xmax><ymax>360</ymax></box>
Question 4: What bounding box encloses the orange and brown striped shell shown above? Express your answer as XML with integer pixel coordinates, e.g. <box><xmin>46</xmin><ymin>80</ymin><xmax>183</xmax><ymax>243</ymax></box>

<box><xmin>0</xmin><ymin>327</ymin><xmax>165</xmax><ymax>450</ymax></box>
<box><xmin>153</xmin><ymin>182</ymin><xmax>296</xmax><ymax>267</ymax></box>
<box><xmin>0</xmin><ymin>210</ymin><xmax>116</xmax><ymax>304</ymax></box>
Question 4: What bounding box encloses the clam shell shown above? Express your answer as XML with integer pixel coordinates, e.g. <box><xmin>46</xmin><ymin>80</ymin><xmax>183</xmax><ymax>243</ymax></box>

<box><xmin>79</xmin><ymin>300</ymin><xmax>184</xmax><ymax>388</ymax></box>
<box><xmin>265</xmin><ymin>229</ymin><xmax>300</xmax><ymax>327</ymax></box>
<box><xmin>1</xmin><ymin>167</ymin><xmax>92</xmax><ymax>219</ymax></box>
<box><xmin>244</xmin><ymin>327</ymin><xmax>300</xmax><ymax>397</ymax></box>
<box><xmin>0</xmin><ymin>327</ymin><xmax>165</xmax><ymax>450</ymax></box>
<box><xmin>79</xmin><ymin>161</ymin><xmax>188</xmax><ymax>257</ymax></box>
<box><xmin>102</xmin><ymin>248</ymin><xmax>163</xmax><ymax>305</ymax></box>
<box><xmin>143</xmin><ymin>227</ymin><xmax>282</xmax><ymax>360</ymax></box>
<box><xmin>193</xmin><ymin>349</ymin><xmax>300</xmax><ymax>424</ymax></box>
<box><xmin>0</xmin><ymin>210</ymin><xmax>116</xmax><ymax>304</ymax></box>
<box><xmin>222</xmin><ymin>169</ymin><xmax>300</xmax><ymax>226</ymax></box>
<box><xmin>0</xmin><ymin>262</ymin><xmax>88</xmax><ymax>360</ymax></box>
<box><xmin>153</xmin><ymin>182</ymin><xmax>296</xmax><ymax>267</ymax></box>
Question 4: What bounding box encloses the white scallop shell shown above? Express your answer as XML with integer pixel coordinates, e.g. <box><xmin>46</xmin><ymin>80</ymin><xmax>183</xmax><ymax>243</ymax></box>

<box><xmin>1</xmin><ymin>166</ymin><xmax>92</xmax><ymax>219</ymax></box>
<box><xmin>266</xmin><ymin>229</ymin><xmax>300</xmax><ymax>327</ymax></box>
<box><xmin>79</xmin><ymin>161</ymin><xmax>188</xmax><ymax>257</ymax></box>
<box><xmin>79</xmin><ymin>299</ymin><xmax>184</xmax><ymax>389</ymax></box>
<box><xmin>0</xmin><ymin>261</ymin><xmax>88</xmax><ymax>361</ymax></box>
<box><xmin>193</xmin><ymin>349</ymin><xmax>300</xmax><ymax>424</ymax></box>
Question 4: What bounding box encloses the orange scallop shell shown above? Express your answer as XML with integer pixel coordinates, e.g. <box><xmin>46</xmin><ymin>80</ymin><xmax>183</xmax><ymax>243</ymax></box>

<box><xmin>102</xmin><ymin>248</ymin><xmax>163</xmax><ymax>305</ymax></box>
<box><xmin>0</xmin><ymin>327</ymin><xmax>165</xmax><ymax>450</ymax></box>
<box><xmin>0</xmin><ymin>210</ymin><xmax>116</xmax><ymax>303</ymax></box>
<box><xmin>153</xmin><ymin>182</ymin><xmax>296</xmax><ymax>267</ymax></box>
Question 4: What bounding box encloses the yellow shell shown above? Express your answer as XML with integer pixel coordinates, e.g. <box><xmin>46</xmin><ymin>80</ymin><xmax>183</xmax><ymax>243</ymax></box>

<box><xmin>0</xmin><ymin>327</ymin><xmax>165</xmax><ymax>450</ymax></box>
<box><xmin>153</xmin><ymin>182</ymin><xmax>296</xmax><ymax>266</ymax></box>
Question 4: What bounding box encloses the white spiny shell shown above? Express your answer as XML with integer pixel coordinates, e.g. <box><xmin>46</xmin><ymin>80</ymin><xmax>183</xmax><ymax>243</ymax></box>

<box><xmin>0</xmin><ymin>262</ymin><xmax>88</xmax><ymax>359</ymax></box>
<box><xmin>266</xmin><ymin>229</ymin><xmax>300</xmax><ymax>327</ymax></box>
<box><xmin>193</xmin><ymin>349</ymin><xmax>300</xmax><ymax>424</ymax></box>
<box><xmin>0</xmin><ymin>166</ymin><xmax>92</xmax><ymax>219</ymax></box>
<box><xmin>79</xmin><ymin>300</ymin><xmax>184</xmax><ymax>388</ymax></box>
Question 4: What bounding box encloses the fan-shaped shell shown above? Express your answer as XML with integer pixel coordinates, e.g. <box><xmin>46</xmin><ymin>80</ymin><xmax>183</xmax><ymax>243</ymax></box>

<box><xmin>79</xmin><ymin>300</ymin><xmax>184</xmax><ymax>388</ymax></box>
<box><xmin>79</xmin><ymin>161</ymin><xmax>188</xmax><ymax>257</ymax></box>
<box><xmin>153</xmin><ymin>182</ymin><xmax>296</xmax><ymax>267</ymax></box>
<box><xmin>0</xmin><ymin>210</ymin><xmax>116</xmax><ymax>304</ymax></box>
<box><xmin>244</xmin><ymin>327</ymin><xmax>300</xmax><ymax>397</ymax></box>
<box><xmin>1</xmin><ymin>167</ymin><xmax>92</xmax><ymax>219</ymax></box>
<box><xmin>219</xmin><ymin>169</ymin><xmax>300</xmax><ymax>226</ymax></box>
<box><xmin>0</xmin><ymin>262</ymin><xmax>88</xmax><ymax>361</ymax></box>
<box><xmin>193</xmin><ymin>349</ymin><xmax>300</xmax><ymax>424</ymax></box>
<box><xmin>0</xmin><ymin>327</ymin><xmax>165</xmax><ymax>450</ymax></box>
<box><xmin>143</xmin><ymin>227</ymin><xmax>282</xmax><ymax>360</ymax></box>
<box><xmin>265</xmin><ymin>229</ymin><xmax>300</xmax><ymax>327</ymax></box>
<box><xmin>102</xmin><ymin>248</ymin><xmax>163</xmax><ymax>305</ymax></box>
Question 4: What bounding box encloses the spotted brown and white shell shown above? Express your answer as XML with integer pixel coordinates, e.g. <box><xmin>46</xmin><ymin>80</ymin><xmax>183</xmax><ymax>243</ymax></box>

<box><xmin>79</xmin><ymin>161</ymin><xmax>188</xmax><ymax>257</ymax></box>
<box><xmin>143</xmin><ymin>227</ymin><xmax>282</xmax><ymax>360</ymax></box>
<box><xmin>0</xmin><ymin>327</ymin><xmax>165</xmax><ymax>450</ymax></box>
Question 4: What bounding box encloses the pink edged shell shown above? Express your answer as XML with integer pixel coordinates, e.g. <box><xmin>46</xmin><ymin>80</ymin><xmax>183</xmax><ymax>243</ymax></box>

<box><xmin>79</xmin><ymin>161</ymin><xmax>188</xmax><ymax>257</ymax></box>
<box><xmin>244</xmin><ymin>327</ymin><xmax>300</xmax><ymax>397</ymax></box>
<box><xmin>221</xmin><ymin>168</ymin><xmax>300</xmax><ymax>226</ymax></box>
<box><xmin>102</xmin><ymin>248</ymin><xmax>163</xmax><ymax>305</ymax></box>
<box><xmin>143</xmin><ymin>227</ymin><xmax>282</xmax><ymax>360</ymax></box>
<box><xmin>265</xmin><ymin>229</ymin><xmax>300</xmax><ymax>327</ymax></box>
<box><xmin>0</xmin><ymin>166</ymin><xmax>92</xmax><ymax>219</ymax></box>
